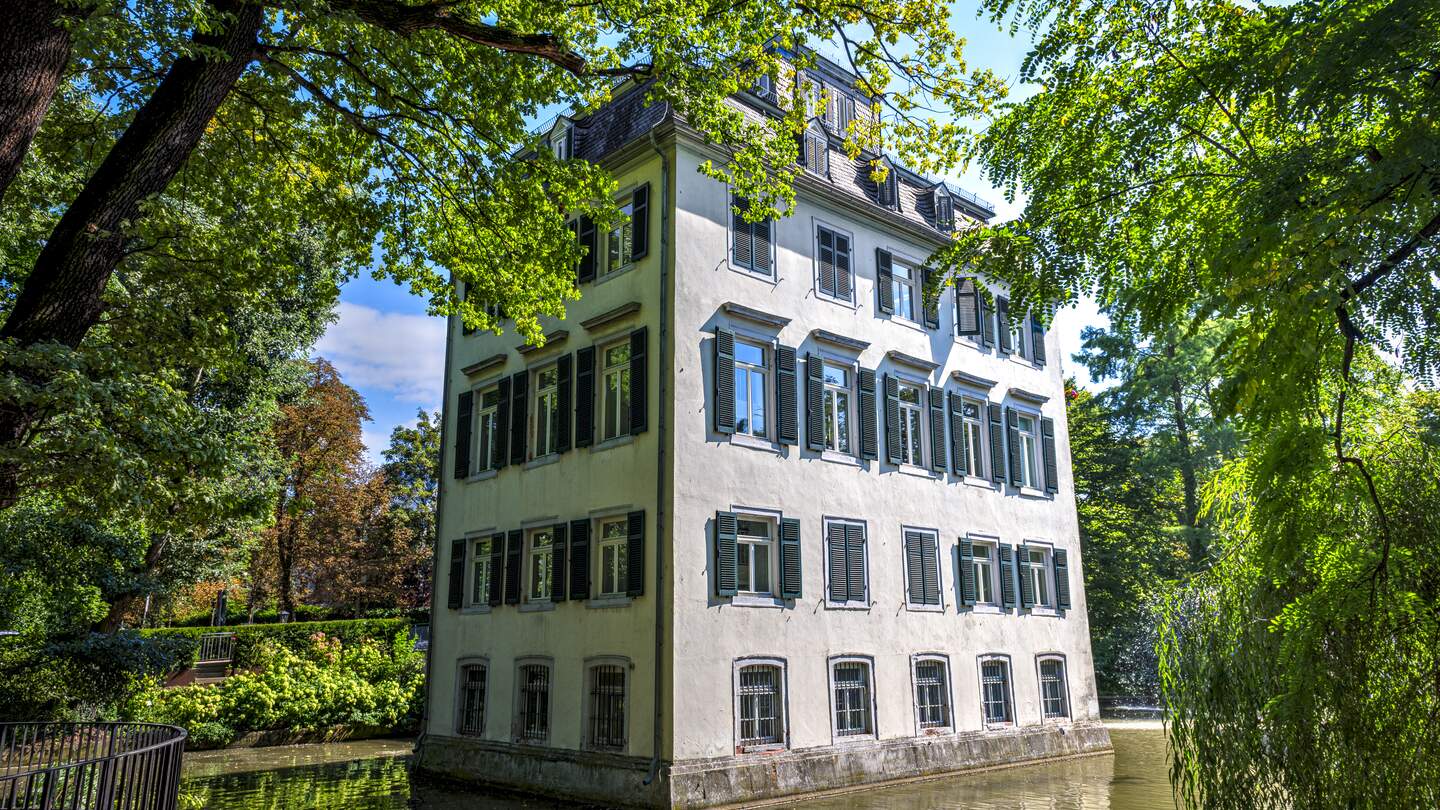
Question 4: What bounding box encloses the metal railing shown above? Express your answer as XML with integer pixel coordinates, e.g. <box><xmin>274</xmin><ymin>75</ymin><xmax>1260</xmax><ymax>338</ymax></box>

<box><xmin>0</xmin><ymin>723</ymin><xmax>186</xmax><ymax>810</ymax></box>
<box><xmin>195</xmin><ymin>633</ymin><xmax>234</xmax><ymax>664</ymax></box>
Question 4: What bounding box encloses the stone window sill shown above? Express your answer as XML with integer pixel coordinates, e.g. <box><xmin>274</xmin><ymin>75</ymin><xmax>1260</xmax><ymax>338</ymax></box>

<box><xmin>968</xmin><ymin>603</ymin><xmax>1003</xmax><ymax>615</ymax></box>
<box><xmin>728</xmin><ymin>263</ymin><xmax>778</xmax><ymax>284</ymax></box>
<box><xmin>1018</xmin><ymin>486</ymin><xmax>1050</xmax><ymax>499</ymax></box>
<box><xmin>824</xmin><ymin>601</ymin><xmax>870</xmax><ymax>611</ymax></box>
<box><xmin>466</xmin><ymin>469</ymin><xmax>498</xmax><ymax>483</ymax></box>
<box><xmin>460</xmin><ymin>605</ymin><xmax>492</xmax><ymax>615</ymax></box>
<box><xmin>519</xmin><ymin>601</ymin><xmax>555</xmax><ymax>613</ymax></box>
<box><xmin>730</xmin><ymin>433</ymin><xmax>781</xmax><ymax>453</ymax></box>
<box><xmin>816</xmin><ymin>290</ymin><xmax>858</xmax><ymax>309</ymax></box>
<box><xmin>587</xmin><ymin>596</ymin><xmax>632</xmax><ymax>609</ymax></box>
<box><xmin>819</xmin><ymin>450</ymin><xmax>861</xmax><ymax>467</ymax></box>
<box><xmin>590</xmin><ymin>434</ymin><xmax>635</xmax><ymax>453</ymax></box>
<box><xmin>898</xmin><ymin>463</ymin><xmax>937</xmax><ymax>479</ymax></box>
<box><xmin>593</xmin><ymin>263</ymin><xmax>636</xmax><ymax>287</ymax></box>
<box><xmin>1027</xmin><ymin>606</ymin><xmax>1060</xmax><ymax>618</ymax></box>
<box><xmin>524</xmin><ymin>454</ymin><xmax>560</xmax><ymax>471</ymax></box>
<box><xmin>964</xmin><ymin>476</ymin><xmax>997</xmax><ymax>489</ymax></box>
<box><xmin>731</xmin><ymin>594</ymin><xmax>786</xmax><ymax>608</ymax></box>
<box><xmin>905</xmin><ymin>602</ymin><xmax>945</xmax><ymax>613</ymax></box>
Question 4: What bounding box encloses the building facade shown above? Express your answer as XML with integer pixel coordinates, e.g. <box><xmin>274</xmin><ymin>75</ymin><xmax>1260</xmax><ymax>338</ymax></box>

<box><xmin>417</xmin><ymin>60</ymin><xmax>1110</xmax><ymax>808</ymax></box>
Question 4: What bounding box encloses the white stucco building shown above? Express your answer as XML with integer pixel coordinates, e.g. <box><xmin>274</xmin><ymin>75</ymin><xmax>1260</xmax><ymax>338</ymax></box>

<box><xmin>417</xmin><ymin>58</ymin><xmax>1110</xmax><ymax>808</ymax></box>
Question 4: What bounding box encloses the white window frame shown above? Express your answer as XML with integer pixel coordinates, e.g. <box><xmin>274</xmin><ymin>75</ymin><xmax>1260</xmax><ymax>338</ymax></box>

<box><xmin>468</xmin><ymin>536</ymin><xmax>492</xmax><ymax>607</ymax></box>
<box><xmin>967</xmin><ymin>535</ymin><xmax>1001</xmax><ymax>611</ymax></box>
<box><xmin>604</xmin><ymin>191</ymin><xmax>638</xmax><ymax>278</ymax></box>
<box><xmin>595</xmin><ymin>515</ymin><xmax>630</xmax><ymax>599</ymax></box>
<box><xmin>901</xmin><ymin>526</ymin><xmax>944</xmax><ymax>612</ymax></box>
<box><xmin>532</xmin><ymin>364</ymin><xmax>560</xmax><ymax>459</ymax></box>
<box><xmin>1010</xmin><ymin>309</ymin><xmax>1031</xmax><ymax>361</ymax></box>
<box><xmin>813</xmin><ymin>220</ymin><xmax>856</xmax><ymax>306</ymax></box>
<box><xmin>732</xmin><ymin>337</ymin><xmax>770</xmax><ymax>440</ymax></box>
<box><xmin>455</xmin><ymin>657</ymin><xmax>488</xmax><ymax>737</ymax></box>
<box><xmin>960</xmin><ymin>397</ymin><xmax>988</xmax><ymax>480</ymax></box>
<box><xmin>1015</xmin><ymin>410</ymin><xmax>1041</xmax><ymax>489</ymax></box>
<box><xmin>821</xmin><ymin>359</ymin><xmax>854</xmax><ymax>455</ymax></box>
<box><xmin>733</xmin><ymin>657</ymin><xmax>789</xmax><ymax>752</ymax></box>
<box><xmin>897</xmin><ymin>380</ymin><xmax>926</xmax><ymax>468</ymax></box>
<box><xmin>823</xmin><ymin>517</ymin><xmax>869</xmax><ymax>609</ymax></box>
<box><xmin>891</xmin><ymin>257</ymin><xmax>919</xmax><ymax>322</ymax></box>
<box><xmin>550</xmin><ymin>125</ymin><xmax>571</xmax><ymax>160</ymax></box>
<box><xmin>977</xmin><ymin>654</ymin><xmax>1015</xmax><ymax>729</ymax></box>
<box><xmin>513</xmin><ymin>657</ymin><xmax>553</xmax><ymax>744</ymax></box>
<box><xmin>910</xmin><ymin>653</ymin><xmax>954</xmax><ymax>735</ymax></box>
<box><xmin>1036</xmin><ymin>654</ymin><xmax>1071</xmax><ymax>722</ymax></box>
<box><xmin>600</xmin><ymin>338</ymin><xmax>632</xmax><ymax>442</ymax></box>
<box><xmin>827</xmin><ymin>655</ymin><xmax>877</xmax><ymax>742</ymax></box>
<box><xmin>475</xmin><ymin>385</ymin><xmax>501</xmax><ymax>473</ymax></box>
<box><xmin>525</xmin><ymin>527</ymin><xmax>555</xmax><ymax>603</ymax></box>
<box><xmin>1025</xmin><ymin>541</ymin><xmax>1055</xmax><ymax>612</ymax></box>
<box><xmin>582</xmin><ymin>656</ymin><xmax>631</xmax><ymax>751</ymax></box>
<box><xmin>734</xmin><ymin>513</ymin><xmax>778</xmax><ymax>597</ymax></box>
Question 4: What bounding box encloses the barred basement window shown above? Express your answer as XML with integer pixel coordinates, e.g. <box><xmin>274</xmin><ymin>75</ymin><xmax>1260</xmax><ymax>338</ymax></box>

<box><xmin>457</xmin><ymin>663</ymin><xmax>486</xmax><ymax>735</ymax></box>
<box><xmin>980</xmin><ymin>657</ymin><xmax>1013</xmax><ymax>726</ymax></box>
<box><xmin>517</xmin><ymin>663</ymin><xmax>551</xmax><ymax>742</ymax></box>
<box><xmin>587</xmin><ymin>664</ymin><xmax>627</xmax><ymax>750</ymax></box>
<box><xmin>831</xmin><ymin>659</ymin><xmax>874</xmax><ymax>738</ymax></box>
<box><xmin>737</xmin><ymin>663</ymin><xmax>784</xmax><ymax>748</ymax></box>
<box><xmin>1039</xmin><ymin>657</ymin><xmax>1070</xmax><ymax>719</ymax></box>
<box><xmin>913</xmin><ymin>658</ymin><xmax>951</xmax><ymax>730</ymax></box>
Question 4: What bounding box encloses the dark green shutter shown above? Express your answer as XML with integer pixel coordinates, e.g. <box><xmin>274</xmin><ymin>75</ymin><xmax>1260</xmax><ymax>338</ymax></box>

<box><xmin>555</xmin><ymin>353</ymin><xmax>572</xmax><ymax>453</ymax></box>
<box><xmin>1017</xmin><ymin>544</ymin><xmax>1035</xmax><ymax>608</ymax></box>
<box><xmin>928</xmin><ymin>386</ymin><xmax>947</xmax><ymax>472</ymax></box>
<box><xmin>998</xmin><ymin>543</ymin><xmax>1016</xmax><ymax>610</ymax></box>
<box><xmin>948</xmin><ymin>392</ymin><xmax>967</xmax><ymax>475</ymax></box>
<box><xmin>488</xmin><ymin>533</ymin><xmax>504</xmax><ymax>606</ymax></box>
<box><xmin>834</xmin><ymin>232</ymin><xmax>852</xmax><ymax>301</ymax></box>
<box><xmin>1053</xmin><ymin>549</ymin><xmax>1071</xmax><ymax>610</ymax></box>
<box><xmin>629</xmin><ymin>328</ymin><xmax>648</xmax><ymax>434</ymax></box>
<box><xmin>716</xmin><ymin>512</ymin><xmax>738</xmax><ymax>596</ymax></box>
<box><xmin>454</xmin><ymin>391</ymin><xmax>473</xmax><ymax>479</ymax></box>
<box><xmin>844</xmin><ymin>523</ymin><xmax>866</xmax><ymax>603</ymax></box>
<box><xmin>958</xmin><ymin>539</ymin><xmax>976</xmax><ymax>606</ymax></box>
<box><xmin>955</xmin><ymin>278</ymin><xmax>981</xmax><ymax>336</ymax></box>
<box><xmin>921</xmin><ymin>533</ymin><xmax>940</xmax><ymax>606</ymax></box>
<box><xmin>577</xmin><ymin>216</ymin><xmax>596</xmax><ymax>282</ymax></box>
<box><xmin>858</xmin><ymin>368</ymin><xmax>878</xmax><ymax>460</ymax></box>
<box><xmin>574</xmin><ymin>346</ymin><xmax>595</xmax><ymax>448</ymax></box>
<box><xmin>493</xmin><ymin>377</ymin><xmax>511</xmax><ymax>469</ymax></box>
<box><xmin>551</xmin><ymin>523</ymin><xmax>568</xmax><ymax>601</ymax></box>
<box><xmin>922</xmin><ymin>266</ymin><xmax>940</xmax><ymax>329</ymax></box>
<box><xmin>876</xmin><ymin>249</ymin><xmax>894</xmax><ymax>314</ymax></box>
<box><xmin>883</xmin><ymin>374</ymin><xmax>901</xmax><ymax>464</ymax></box>
<box><xmin>1031</xmin><ymin>312</ymin><xmax>1047</xmax><ymax>366</ymax></box>
<box><xmin>508</xmin><ymin>371</ymin><xmax>527</xmax><ymax>465</ymax></box>
<box><xmin>504</xmin><ymin>530</ymin><xmax>522</xmax><ymax>604</ymax></box>
<box><xmin>805</xmin><ymin>353</ymin><xmax>825</xmax><ymax>451</ymax></box>
<box><xmin>979</xmin><ymin>292</ymin><xmax>995</xmax><ymax>347</ymax></box>
<box><xmin>988</xmin><ymin>403</ymin><xmax>1006</xmax><ymax>483</ymax></box>
<box><xmin>631</xmin><ymin>184</ymin><xmax>650</xmax><ymax>260</ymax></box>
<box><xmin>732</xmin><ymin>201</ymin><xmax>753</xmax><ymax>269</ymax></box>
<box><xmin>779</xmin><ymin>518</ymin><xmax>802</xmax><ymax>599</ymax></box>
<box><xmin>1041</xmin><ymin>417</ymin><xmax>1058</xmax><ymax>493</ymax></box>
<box><xmin>826</xmin><ymin>522</ymin><xmax>848</xmax><ymax>602</ymax></box>
<box><xmin>776</xmin><ymin>344</ymin><xmax>798</xmax><ymax>445</ymax></box>
<box><xmin>714</xmin><ymin>329</ymin><xmax>735</xmax><ymax>433</ymax></box>
<box><xmin>904</xmin><ymin>531</ymin><xmax>925</xmax><ymax>604</ymax></box>
<box><xmin>817</xmin><ymin>227</ymin><xmax>837</xmax><ymax>297</ymax></box>
<box><xmin>754</xmin><ymin>215</ymin><xmax>773</xmax><ymax>274</ymax></box>
<box><xmin>446</xmin><ymin>539</ymin><xmax>466</xmax><ymax>609</ymax></box>
<box><xmin>625</xmin><ymin>510</ymin><xmax>645</xmax><ymax>597</ymax></box>
<box><xmin>997</xmin><ymin>297</ymin><xmax>1013</xmax><ymax>354</ymax></box>
<box><xmin>568</xmin><ymin>519</ymin><xmax>591</xmax><ymax>601</ymax></box>
<box><xmin>1006</xmin><ymin>408</ymin><xmax>1023</xmax><ymax>487</ymax></box>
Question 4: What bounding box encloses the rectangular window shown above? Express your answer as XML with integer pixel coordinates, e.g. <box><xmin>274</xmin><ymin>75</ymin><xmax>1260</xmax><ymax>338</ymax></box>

<box><xmin>597</xmin><ymin>517</ymin><xmax>629</xmax><ymax>598</ymax></box>
<box><xmin>476</xmin><ymin>388</ymin><xmax>501</xmax><ymax>471</ymax></box>
<box><xmin>733</xmin><ymin>340</ymin><xmax>768</xmax><ymax>438</ymax></box>
<box><xmin>1011</xmin><ymin>315</ymin><xmax>1030</xmax><ymax>360</ymax></box>
<box><xmin>601</xmin><ymin>342</ymin><xmax>632</xmax><ymax>441</ymax></box>
<box><xmin>822</xmin><ymin>362</ymin><xmax>852</xmax><ymax>453</ymax></box>
<box><xmin>971</xmin><ymin>541</ymin><xmax>996</xmax><ymax>606</ymax></box>
<box><xmin>914</xmin><ymin>659</ymin><xmax>951</xmax><ymax>730</ymax></box>
<box><xmin>831</xmin><ymin>660</ymin><xmax>874</xmax><ymax>737</ymax></box>
<box><xmin>1029</xmin><ymin>546</ymin><xmax>1052</xmax><ymax>608</ymax></box>
<box><xmin>816</xmin><ymin>225</ymin><xmax>852</xmax><ymax>302</ymax></box>
<box><xmin>737</xmin><ymin>663</ymin><xmax>785</xmax><ymax>748</ymax></box>
<box><xmin>606</xmin><ymin>199</ymin><xmax>635</xmax><ymax>276</ymax></box>
<box><xmin>1039</xmin><ymin>658</ymin><xmax>1070</xmax><ymax>719</ymax></box>
<box><xmin>588</xmin><ymin>664</ymin><xmax>627</xmax><ymax>750</ymax></box>
<box><xmin>550</xmin><ymin>128</ymin><xmax>571</xmax><ymax>160</ymax></box>
<box><xmin>980</xmin><ymin>658</ymin><xmax>1013</xmax><ymax>726</ymax></box>
<box><xmin>458</xmin><ymin>664</ymin><xmax>486</xmax><ymax>735</ymax></box>
<box><xmin>891</xmin><ymin>261</ymin><xmax>917</xmax><ymax>321</ymax></box>
<box><xmin>825</xmin><ymin>519</ymin><xmax>867</xmax><ymax>606</ymax></box>
<box><xmin>517</xmin><ymin>663</ymin><xmax>551</xmax><ymax>742</ymax></box>
<box><xmin>736</xmin><ymin>517</ymin><xmax>775</xmax><ymax>595</ymax></box>
<box><xmin>527</xmin><ymin>528</ymin><xmax>554</xmax><ymax>602</ymax></box>
<box><xmin>904</xmin><ymin>529</ymin><xmax>941</xmax><ymax>607</ymax></box>
<box><xmin>731</xmin><ymin>195</ymin><xmax>773</xmax><ymax>275</ymax></box>
<box><xmin>534</xmin><ymin>366</ymin><xmax>559</xmax><ymax>457</ymax></box>
<box><xmin>1017</xmin><ymin>414</ymin><xmax>1039</xmax><ymax>488</ymax></box>
<box><xmin>470</xmin><ymin>538</ymin><xmax>492</xmax><ymax>605</ymax></box>
<box><xmin>962</xmin><ymin>400</ymin><xmax>986</xmax><ymax>478</ymax></box>
<box><xmin>898</xmin><ymin>383</ymin><xmax>925</xmax><ymax>466</ymax></box>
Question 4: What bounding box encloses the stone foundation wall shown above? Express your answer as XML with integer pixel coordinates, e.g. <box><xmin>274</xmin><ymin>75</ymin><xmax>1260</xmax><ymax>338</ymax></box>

<box><xmin>416</xmin><ymin>722</ymin><xmax>1112</xmax><ymax>808</ymax></box>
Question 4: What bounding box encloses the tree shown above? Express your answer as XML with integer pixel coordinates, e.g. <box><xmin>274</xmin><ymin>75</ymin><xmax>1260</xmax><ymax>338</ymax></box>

<box><xmin>0</xmin><ymin>0</ymin><xmax>1008</xmax><ymax>510</ymax></box>
<box><xmin>953</xmin><ymin>1</ymin><xmax>1440</xmax><ymax>805</ymax></box>
<box><xmin>381</xmin><ymin>409</ymin><xmax>440</xmax><ymax>605</ymax></box>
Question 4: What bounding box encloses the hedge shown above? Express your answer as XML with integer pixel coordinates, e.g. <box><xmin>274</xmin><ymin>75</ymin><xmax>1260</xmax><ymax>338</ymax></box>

<box><xmin>165</xmin><ymin>605</ymin><xmax>428</xmax><ymax>628</ymax></box>
<box><xmin>142</xmin><ymin>618</ymin><xmax>416</xmax><ymax>669</ymax></box>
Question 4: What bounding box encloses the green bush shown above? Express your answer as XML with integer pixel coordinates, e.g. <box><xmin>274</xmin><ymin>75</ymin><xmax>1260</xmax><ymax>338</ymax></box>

<box><xmin>142</xmin><ymin>618</ymin><xmax>414</xmax><ymax>669</ymax></box>
<box><xmin>165</xmin><ymin>605</ymin><xmax>428</xmax><ymax>628</ymax></box>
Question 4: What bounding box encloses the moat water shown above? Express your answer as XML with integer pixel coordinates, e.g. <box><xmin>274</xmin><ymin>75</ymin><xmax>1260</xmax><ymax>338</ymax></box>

<box><xmin>179</xmin><ymin>720</ymin><xmax>1173</xmax><ymax>809</ymax></box>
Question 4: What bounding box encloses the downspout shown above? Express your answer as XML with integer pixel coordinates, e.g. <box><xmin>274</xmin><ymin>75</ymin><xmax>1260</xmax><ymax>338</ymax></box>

<box><xmin>643</xmin><ymin>128</ymin><xmax>670</xmax><ymax>788</ymax></box>
<box><xmin>415</xmin><ymin>276</ymin><xmax>458</xmax><ymax>760</ymax></box>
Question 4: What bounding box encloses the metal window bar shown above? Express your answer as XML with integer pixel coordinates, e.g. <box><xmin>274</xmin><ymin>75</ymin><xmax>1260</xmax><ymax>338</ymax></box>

<box><xmin>587</xmin><ymin>666</ymin><xmax>627</xmax><ymax>750</ymax></box>
<box><xmin>518</xmin><ymin>665</ymin><xmax>550</xmax><ymax>742</ymax></box>
<box><xmin>981</xmin><ymin>661</ymin><xmax>1012</xmax><ymax>724</ymax></box>
<box><xmin>459</xmin><ymin>666</ymin><xmax>486</xmax><ymax>735</ymax></box>
<box><xmin>914</xmin><ymin>662</ymin><xmax>949</xmax><ymax>729</ymax></box>
<box><xmin>1040</xmin><ymin>661</ymin><xmax>1068</xmax><ymax>718</ymax></box>
<box><xmin>737</xmin><ymin>666</ymin><xmax>781</xmax><ymax>746</ymax></box>
<box><xmin>0</xmin><ymin>722</ymin><xmax>186</xmax><ymax>810</ymax></box>
<box><xmin>832</xmin><ymin>662</ymin><xmax>871</xmax><ymax>737</ymax></box>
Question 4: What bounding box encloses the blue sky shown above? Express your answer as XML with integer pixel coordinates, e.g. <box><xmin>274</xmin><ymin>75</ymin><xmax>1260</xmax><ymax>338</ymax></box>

<box><xmin>314</xmin><ymin>8</ymin><xmax>1108</xmax><ymax>462</ymax></box>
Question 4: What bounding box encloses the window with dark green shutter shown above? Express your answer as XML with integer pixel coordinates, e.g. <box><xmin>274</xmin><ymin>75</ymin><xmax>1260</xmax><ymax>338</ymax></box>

<box><xmin>715</xmin><ymin>512</ymin><xmax>738</xmax><ymax>596</ymax></box>
<box><xmin>453</xmin><ymin>391</ymin><xmax>473</xmax><ymax>479</ymax></box>
<box><xmin>555</xmin><ymin>354</ymin><xmax>572</xmax><ymax>453</ymax></box>
<box><xmin>779</xmin><ymin>518</ymin><xmax>802</xmax><ymax>599</ymax></box>
<box><xmin>1016</xmin><ymin>544</ymin><xmax>1035</xmax><ymax>608</ymax></box>
<box><xmin>577</xmin><ymin>216</ymin><xmax>597</xmax><ymax>282</ymax></box>
<box><xmin>446</xmin><ymin>539</ymin><xmax>466</xmax><ymax>609</ymax></box>
<box><xmin>732</xmin><ymin>195</ymin><xmax>773</xmax><ymax>276</ymax></box>
<box><xmin>1006</xmin><ymin>408</ymin><xmax>1023</xmax><ymax>487</ymax></box>
<box><xmin>493</xmin><ymin>377</ymin><xmax>511</xmax><ymax>469</ymax></box>
<box><xmin>928</xmin><ymin>387</ymin><xmax>947</xmax><ymax>472</ymax></box>
<box><xmin>504</xmin><ymin>530</ymin><xmax>522</xmax><ymax>604</ymax></box>
<box><xmin>988</xmin><ymin>403</ymin><xmax>1006</xmax><ymax>483</ymax></box>
<box><xmin>876</xmin><ymin>249</ymin><xmax>894</xmax><ymax>314</ymax></box>
<box><xmin>629</xmin><ymin>328</ymin><xmax>647</xmax><ymax>434</ymax></box>
<box><xmin>713</xmin><ymin>329</ymin><xmax>736</xmax><ymax>434</ymax></box>
<box><xmin>508</xmin><ymin>372</ymin><xmax>527</xmax><ymax>464</ymax></box>
<box><xmin>631</xmin><ymin>184</ymin><xmax>650</xmax><ymax>260</ymax></box>
<box><xmin>817</xmin><ymin>225</ymin><xmax>851</xmax><ymax>301</ymax></box>
<box><xmin>922</xmin><ymin>266</ymin><xmax>940</xmax><ymax>329</ymax></box>
<box><xmin>1031</xmin><ymin>312</ymin><xmax>1047</xmax><ymax>366</ymax></box>
<box><xmin>805</xmin><ymin>354</ymin><xmax>825</xmax><ymax>451</ymax></box>
<box><xmin>904</xmin><ymin>530</ymin><xmax>941</xmax><ymax>607</ymax></box>
<box><xmin>1053</xmin><ymin>548</ymin><xmax>1071</xmax><ymax>610</ymax></box>
<box><xmin>997</xmin><ymin>297</ymin><xmax>1013</xmax><ymax>354</ymax></box>
<box><xmin>550</xmin><ymin>523</ymin><xmax>568</xmax><ymax>601</ymax></box>
<box><xmin>488</xmin><ymin>533</ymin><xmax>504</xmax><ymax>606</ymax></box>
<box><xmin>958</xmin><ymin>538</ymin><xmax>976</xmax><ymax>606</ymax></box>
<box><xmin>568</xmin><ymin>519</ymin><xmax>591</xmax><ymax>601</ymax></box>
<box><xmin>955</xmin><ymin>278</ymin><xmax>982</xmax><ymax>337</ymax></box>
<box><xmin>825</xmin><ymin>519</ymin><xmax>867</xmax><ymax>605</ymax></box>
<box><xmin>979</xmin><ymin>292</ymin><xmax>995</xmax><ymax>347</ymax></box>
<box><xmin>858</xmin><ymin>368</ymin><xmax>878</xmax><ymax>460</ymax></box>
<box><xmin>776</xmin><ymin>345</ymin><xmax>797</xmax><ymax>445</ymax></box>
<box><xmin>883</xmin><ymin>374</ymin><xmax>901</xmax><ymax>464</ymax></box>
<box><xmin>947</xmin><ymin>392</ymin><xmax>967</xmax><ymax>476</ymax></box>
<box><xmin>574</xmin><ymin>347</ymin><xmax>595</xmax><ymax>447</ymax></box>
<box><xmin>998</xmin><ymin>543</ymin><xmax>1017</xmax><ymax>610</ymax></box>
<box><xmin>625</xmin><ymin>510</ymin><xmax>645</xmax><ymax>597</ymax></box>
<box><xmin>1041</xmin><ymin>417</ymin><xmax>1059</xmax><ymax>493</ymax></box>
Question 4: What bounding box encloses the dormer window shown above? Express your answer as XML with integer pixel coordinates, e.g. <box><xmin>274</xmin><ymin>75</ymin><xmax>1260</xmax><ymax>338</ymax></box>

<box><xmin>548</xmin><ymin>117</ymin><xmax>574</xmax><ymax>160</ymax></box>
<box><xmin>875</xmin><ymin>160</ymin><xmax>899</xmax><ymax>210</ymax></box>
<box><xmin>799</xmin><ymin>119</ymin><xmax>829</xmax><ymax>177</ymax></box>
<box><xmin>823</xmin><ymin>89</ymin><xmax>855</xmax><ymax>135</ymax></box>
<box><xmin>934</xmin><ymin>189</ymin><xmax>955</xmax><ymax>232</ymax></box>
<box><xmin>753</xmin><ymin>74</ymin><xmax>777</xmax><ymax>104</ymax></box>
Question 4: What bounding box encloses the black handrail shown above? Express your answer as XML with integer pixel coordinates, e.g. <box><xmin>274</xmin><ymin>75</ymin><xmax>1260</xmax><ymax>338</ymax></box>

<box><xmin>0</xmin><ymin>723</ymin><xmax>186</xmax><ymax>810</ymax></box>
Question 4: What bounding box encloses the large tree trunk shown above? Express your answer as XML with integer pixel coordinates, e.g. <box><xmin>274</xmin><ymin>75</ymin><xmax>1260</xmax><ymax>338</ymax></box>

<box><xmin>0</xmin><ymin>0</ymin><xmax>76</xmax><ymax>204</ymax></box>
<box><xmin>0</xmin><ymin>1</ymin><xmax>262</xmax><ymax>507</ymax></box>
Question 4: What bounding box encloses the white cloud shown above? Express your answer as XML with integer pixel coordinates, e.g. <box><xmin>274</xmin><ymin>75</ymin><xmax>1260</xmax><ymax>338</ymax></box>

<box><xmin>361</xmin><ymin>428</ymin><xmax>393</xmax><ymax>466</ymax></box>
<box><xmin>315</xmin><ymin>301</ymin><xmax>447</xmax><ymax>406</ymax></box>
<box><xmin>1052</xmin><ymin>295</ymin><xmax>1111</xmax><ymax>390</ymax></box>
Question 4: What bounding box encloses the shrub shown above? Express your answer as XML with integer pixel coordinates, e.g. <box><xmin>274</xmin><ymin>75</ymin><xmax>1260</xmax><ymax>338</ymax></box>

<box><xmin>141</xmin><ymin>618</ymin><xmax>414</xmax><ymax>669</ymax></box>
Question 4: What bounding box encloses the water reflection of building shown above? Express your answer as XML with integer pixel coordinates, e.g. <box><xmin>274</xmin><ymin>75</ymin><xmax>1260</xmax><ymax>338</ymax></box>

<box><xmin>417</xmin><ymin>56</ymin><xmax>1111</xmax><ymax>808</ymax></box>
